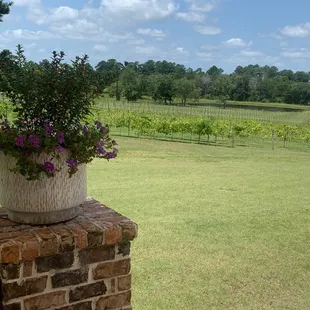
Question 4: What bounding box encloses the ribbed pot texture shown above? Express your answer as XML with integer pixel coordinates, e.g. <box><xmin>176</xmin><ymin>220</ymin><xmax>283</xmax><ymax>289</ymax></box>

<box><xmin>0</xmin><ymin>153</ymin><xmax>87</xmax><ymax>225</ymax></box>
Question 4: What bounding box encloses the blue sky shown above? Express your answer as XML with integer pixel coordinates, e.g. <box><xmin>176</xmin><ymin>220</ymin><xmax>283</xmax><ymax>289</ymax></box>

<box><xmin>2</xmin><ymin>0</ymin><xmax>310</xmax><ymax>73</ymax></box>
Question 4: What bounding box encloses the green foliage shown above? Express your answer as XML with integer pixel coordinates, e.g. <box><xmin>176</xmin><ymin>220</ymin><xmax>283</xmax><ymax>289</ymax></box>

<box><xmin>99</xmin><ymin>108</ymin><xmax>310</xmax><ymax>144</ymax></box>
<box><xmin>120</xmin><ymin>67</ymin><xmax>142</xmax><ymax>101</ymax></box>
<box><xmin>151</xmin><ymin>75</ymin><xmax>175</xmax><ymax>104</ymax></box>
<box><xmin>174</xmin><ymin>78</ymin><xmax>199</xmax><ymax>105</ymax></box>
<box><xmin>0</xmin><ymin>0</ymin><xmax>12</xmax><ymax>22</ymax></box>
<box><xmin>93</xmin><ymin>58</ymin><xmax>310</xmax><ymax>106</ymax></box>
<box><xmin>3</xmin><ymin>45</ymin><xmax>101</xmax><ymax>131</ymax></box>
<box><xmin>0</xmin><ymin>46</ymin><xmax>117</xmax><ymax>180</ymax></box>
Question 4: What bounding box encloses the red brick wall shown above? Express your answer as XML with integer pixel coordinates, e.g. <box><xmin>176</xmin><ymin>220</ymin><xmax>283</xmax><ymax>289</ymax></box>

<box><xmin>0</xmin><ymin>199</ymin><xmax>137</xmax><ymax>310</ymax></box>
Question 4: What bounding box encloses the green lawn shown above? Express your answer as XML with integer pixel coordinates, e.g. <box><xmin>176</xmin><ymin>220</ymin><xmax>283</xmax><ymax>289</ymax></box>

<box><xmin>88</xmin><ymin>136</ymin><xmax>310</xmax><ymax>310</ymax></box>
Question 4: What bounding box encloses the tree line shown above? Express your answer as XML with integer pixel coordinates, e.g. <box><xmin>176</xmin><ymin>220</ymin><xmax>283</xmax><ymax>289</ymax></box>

<box><xmin>95</xmin><ymin>59</ymin><xmax>310</xmax><ymax>106</ymax></box>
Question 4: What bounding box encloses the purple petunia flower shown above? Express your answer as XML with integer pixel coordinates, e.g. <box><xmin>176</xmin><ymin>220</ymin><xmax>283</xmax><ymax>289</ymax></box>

<box><xmin>95</xmin><ymin>120</ymin><xmax>106</xmax><ymax>133</ymax></box>
<box><xmin>15</xmin><ymin>136</ymin><xmax>27</xmax><ymax>147</ymax></box>
<box><xmin>66</xmin><ymin>159</ymin><xmax>78</xmax><ymax>167</ymax></box>
<box><xmin>106</xmin><ymin>152</ymin><xmax>116</xmax><ymax>159</ymax></box>
<box><xmin>28</xmin><ymin>135</ymin><xmax>40</xmax><ymax>148</ymax></box>
<box><xmin>56</xmin><ymin>145</ymin><xmax>66</xmax><ymax>153</ymax></box>
<box><xmin>96</xmin><ymin>145</ymin><xmax>106</xmax><ymax>155</ymax></box>
<box><xmin>43</xmin><ymin>161</ymin><xmax>55</xmax><ymax>174</ymax></box>
<box><xmin>56</xmin><ymin>130</ymin><xmax>65</xmax><ymax>144</ymax></box>
<box><xmin>44</xmin><ymin>121</ymin><xmax>53</xmax><ymax>137</ymax></box>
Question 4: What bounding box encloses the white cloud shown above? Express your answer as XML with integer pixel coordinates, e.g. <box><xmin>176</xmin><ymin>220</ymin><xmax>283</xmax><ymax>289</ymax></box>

<box><xmin>280</xmin><ymin>23</ymin><xmax>310</xmax><ymax>38</ymax></box>
<box><xmin>195</xmin><ymin>25</ymin><xmax>221</xmax><ymax>35</ymax></box>
<box><xmin>222</xmin><ymin>38</ymin><xmax>252</xmax><ymax>47</ymax></box>
<box><xmin>186</xmin><ymin>0</ymin><xmax>217</xmax><ymax>13</ymax></box>
<box><xmin>28</xmin><ymin>6</ymin><xmax>79</xmax><ymax>25</ymax></box>
<box><xmin>0</xmin><ymin>29</ymin><xmax>59</xmax><ymax>41</ymax></box>
<box><xmin>49</xmin><ymin>6</ymin><xmax>79</xmax><ymax>23</ymax></box>
<box><xmin>240</xmin><ymin>50</ymin><xmax>263</xmax><ymax>57</ymax></box>
<box><xmin>93</xmin><ymin>45</ymin><xmax>108</xmax><ymax>51</ymax></box>
<box><xmin>281</xmin><ymin>48</ymin><xmax>310</xmax><ymax>58</ymax></box>
<box><xmin>176</xmin><ymin>12</ymin><xmax>204</xmax><ymax>23</ymax></box>
<box><xmin>137</xmin><ymin>28</ymin><xmax>166</xmax><ymax>38</ymax></box>
<box><xmin>12</xmin><ymin>0</ymin><xmax>40</xmax><ymax>6</ymax></box>
<box><xmin>100</xmin><ymin>0</ymin><xmax>178</xmax><ymax>21</ymax></box>
<box><xmin>50</xmin><ymin>20</ymin><xmax>137</xmax><ymax>43</ymax></box>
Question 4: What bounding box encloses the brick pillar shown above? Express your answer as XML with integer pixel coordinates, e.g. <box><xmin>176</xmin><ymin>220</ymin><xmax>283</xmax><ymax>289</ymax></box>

<box><xmin>0</xmin><ymin>198</ymin><xmax>137</xmax><ymax>310</ymax></box>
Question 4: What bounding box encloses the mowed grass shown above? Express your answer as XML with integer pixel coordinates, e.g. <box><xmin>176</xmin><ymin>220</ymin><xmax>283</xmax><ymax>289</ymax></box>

<box><xmin>87</xmin><ymin>137</ymin><xmax>310</xmax><ymax>310</ymax></box>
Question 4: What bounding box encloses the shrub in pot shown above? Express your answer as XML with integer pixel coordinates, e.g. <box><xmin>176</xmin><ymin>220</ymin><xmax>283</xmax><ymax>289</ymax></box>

<box><xmin>0</xmin><ymin>45</ymin><xmax>118</xmax><ymax>224</ymax></box>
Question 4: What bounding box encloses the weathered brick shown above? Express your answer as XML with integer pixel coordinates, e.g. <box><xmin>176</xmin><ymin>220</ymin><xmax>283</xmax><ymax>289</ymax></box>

<box><xmin>51</xmin><ymin>268</ymin><xmax>88</xmax><ymax>288</ymax></box>
<box><xmin>1</xmin><ymin>263</ymin><xmax>20</xmax><ymax>280</ymax></box>
<box><xmin>36</xmin><ymin>252</ymin><xmax>74</xmax><ymax>273</ymax></box>
<box><xmin>4</xmin><ymin>303</ymin><xmax>21</xmax><ymax>310</ymax></box>
<box><xmin>96</xmin><ymin>291</ymin><xmax>131</xmax><ymax>310</ymax></box>
<box><xmin>93</xmin><ymin>259</ymin><xmax>130</xmax><ymax>280</ymax></box>
<box><xmin>24</xmin><ymin>291</ymin><xmax>66</xmax><ymax>310</ymax></box>
<box><xmin>117</xmin><ymin>242</ymin><xmax>131</xmax><ymax>257</ymax></box>
<box><xmin>23</xmin><ymin>261</ymin><xmax>33</xmax><ymax>278</ymax></box>
<box><xmin>105</xmin><ymin>225</ymin><xmax>122</xmax><ymax>245</ymax></box>
<box><xmin>55</xmin><ymin>301</ymin><xmax>92</xmax><ymax>310</ymax></box>
<box><xmin>74</xmin><ymin>219</ymin><xmax>104</xmax><ymax>247</ymax></box>
<box><xmin>14</xmin><ymin>233</ymin><xmax>40</xmax><ymax>260</ymax></box>
<box><xmin>0</xmin><ymin>240</ymin><xmax>20</xmax><ymax>263</ymax></box>
<box><xmin>3</xmin><ymin>276</ymin><xmax>47</xmax><ymax>301</ymax></box>
<box><xmin>69</xmin><ymin>281</ymin><xmax>107</xmax><ymax>302</ymax></box>
<box><xmin>33</xmin><ymin>228</ymin><xmax>58</xmax><ymax>257</ymax></box>
<box><xmin>79</xmin><ymin>246</ymin><xmax>115</xmax><ymax>265</ymax></box>
<box><xmin>118</xmin><ymin>274</ymin><xmax>131</xmax><ymax>292</ymax></box>
<box><xmin>65</xmin><ymin>223</ymin><xmax>88</xmax><ymax>248</ymax></box>
<box><xmin>50</xmin><ymin>225</ymin><xmax>75</xmax><ymax>252</ymax></box>
<box><xmin>0</xmin><ymin>231</ymin><xmax>25</xmax><ymax>241</ymax></box>
<box><xmin>119</xmin><ymin>223</ymin><xmax>137</xmax><ymax>241</ymax></box>
<box><xmin>20</xmin><ymin>238</ymin><xmax>39</xmax><ymax>260</ymax></box>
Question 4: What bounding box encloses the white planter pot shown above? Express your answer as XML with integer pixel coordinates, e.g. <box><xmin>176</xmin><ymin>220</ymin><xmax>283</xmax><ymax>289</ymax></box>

<box><xmin>0</xmin><ymin>153</ymin><xmax>87</xmax><ymax>225</ymax></box>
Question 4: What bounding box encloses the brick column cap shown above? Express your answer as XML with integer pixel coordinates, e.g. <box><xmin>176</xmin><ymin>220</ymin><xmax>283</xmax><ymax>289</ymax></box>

<box><xmin>0</xmin><ymin>198</ymin><xmax>137</xmax><ymax>263</ymax></box>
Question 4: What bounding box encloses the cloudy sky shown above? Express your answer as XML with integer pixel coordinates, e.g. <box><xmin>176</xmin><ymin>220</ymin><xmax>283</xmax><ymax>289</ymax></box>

<box><xmin>1</xmin><ymin>0</ymin><xmax>310</xmax><ymax>73</ymax></box>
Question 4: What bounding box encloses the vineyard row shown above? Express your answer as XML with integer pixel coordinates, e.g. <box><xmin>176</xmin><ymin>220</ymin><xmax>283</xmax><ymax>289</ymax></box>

<box><xmin>97</xmin><ymin>110</ymin><xmax>310</xmax><ymax>143</ymax></box>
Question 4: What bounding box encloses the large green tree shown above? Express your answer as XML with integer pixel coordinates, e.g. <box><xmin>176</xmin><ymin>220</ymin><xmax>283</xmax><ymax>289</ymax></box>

<box><xmin>151</xmin><ymin>75</ymin><xmax>175</xmax><ymax>104</ymax></box>
<box><xmin>175</xmin><ymin>78</ymin><xmax>199</xmax><ymax>105</ymax></box>
<box><xmin>0</xmin><ymin>1</ymin><xmax>12</xmax><ymax>22</ymax></box>
<box><xmin>120</xmin><ymin>67</ymin><xmax>142</xmax><ymax>101</ymax></box>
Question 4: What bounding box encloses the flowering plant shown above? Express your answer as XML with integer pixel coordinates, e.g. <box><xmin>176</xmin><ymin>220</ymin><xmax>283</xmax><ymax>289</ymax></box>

<box><xmin>0</xmin><ymin>45</ymin><xmax>117</xmax><ymax>180</ymax></box>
